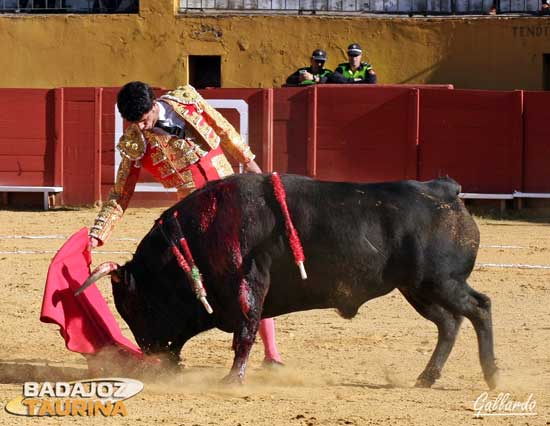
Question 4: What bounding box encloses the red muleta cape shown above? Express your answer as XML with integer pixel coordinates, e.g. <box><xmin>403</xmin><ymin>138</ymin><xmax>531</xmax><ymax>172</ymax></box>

<box><xmin>40</xmin><ymin>227</ymin><xmax>142</xmax><ymax>357</ymax></box>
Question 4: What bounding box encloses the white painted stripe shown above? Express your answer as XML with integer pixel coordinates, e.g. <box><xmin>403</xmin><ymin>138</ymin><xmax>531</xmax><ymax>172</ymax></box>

<box><xmin>0</xmin><ymin>250</ymin><xmax>59</xmax><ymax>254</ymax></box>
<box><xmin>0</xmin><ymin>235</ymin><xmax>138</xmax><ymax>241</ymax></box>
<box><xmin>0</xmin><ymin>250</ymin><xmax>133</xmax><ymax>255</ymax></box>
<box><xmin>0</xmin><ymin>235</ymin><xmax>66</xmax><ymax>240</ymax></box>
<box><xmin>476</xmin><ymin>263</ymin><xmax>550</xmax><ymax>270</ymax></box>
<box><xmin>480</xmin><ymin>244</ymin><xmax>525</xmax><ymax>249</ymax></box>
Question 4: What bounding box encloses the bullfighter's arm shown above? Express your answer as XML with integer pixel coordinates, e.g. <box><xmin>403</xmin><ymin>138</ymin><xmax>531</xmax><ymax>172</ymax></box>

<box><xmin>89</xmin><ymin>126</ymin><xmax>144</xmax><ymax>245</ymax></box>
<box><xmin>198</xmin><ymin>98</ymin><xmax>256</xmax><ymax>166</ymax></box>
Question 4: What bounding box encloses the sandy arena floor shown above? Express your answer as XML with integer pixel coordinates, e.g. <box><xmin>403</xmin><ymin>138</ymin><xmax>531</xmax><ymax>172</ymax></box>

<box><xmin>0</xmin><ymin>206</ymin><xmax>548</xmax><ymax>425</ymax></box>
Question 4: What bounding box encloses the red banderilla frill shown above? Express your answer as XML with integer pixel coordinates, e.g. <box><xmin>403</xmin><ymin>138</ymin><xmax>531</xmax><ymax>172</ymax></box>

<box><xmin>157</xmin><ymin>214</ymin><xmax>213</xmax><ymax>314</ymax></box>
<box><xmin>271</xmin><ymin>172</ymin><xmax>307</xmax><ymax>279</ymax></box>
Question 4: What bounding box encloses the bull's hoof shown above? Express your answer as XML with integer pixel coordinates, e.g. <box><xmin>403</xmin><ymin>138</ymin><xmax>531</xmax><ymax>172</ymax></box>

<box><xmin>221</xmin><ymin>373</ymin><xmax>244</xmax><ymax>386</ymax></box>
<box><xmin>485</xmin><ymin>369</ymin><xmax>499</xmax><ymax>390</ymax></box>
<box><xmin>414</xmin><ymin>375</ymin><xmax>435</xmax><ymax>388</ymax></box>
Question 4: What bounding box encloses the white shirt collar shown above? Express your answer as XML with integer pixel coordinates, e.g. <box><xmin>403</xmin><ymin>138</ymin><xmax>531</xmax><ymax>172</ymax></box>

<box><xmin>156</xmin><ymin>100</ymin><xmax>184</xmax><ymax>128</ymax></box>
<box><xmin>156</xmin><ymin>100</ymin><xmax>168</xmax><ymax>122</ymax></box>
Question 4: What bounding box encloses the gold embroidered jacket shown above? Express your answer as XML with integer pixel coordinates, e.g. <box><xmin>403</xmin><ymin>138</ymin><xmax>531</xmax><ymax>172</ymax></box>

<box><xmin>90</xmin><ymin>85</ymin><xmax>255</xmax><ymax>245</ymax></box>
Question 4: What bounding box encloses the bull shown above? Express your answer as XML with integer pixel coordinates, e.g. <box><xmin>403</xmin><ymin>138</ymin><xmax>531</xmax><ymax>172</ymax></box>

<box><xmin>79</xmin><ymin>173</ymin><xmax>498</xmax><ymax>389</ymax></box>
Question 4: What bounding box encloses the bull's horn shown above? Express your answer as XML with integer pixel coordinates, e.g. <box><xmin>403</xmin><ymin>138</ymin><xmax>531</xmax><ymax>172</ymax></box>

<box><xmin>74</xmin><ymin>262</ymin><xmax>119</xmax><ymax>296</ymax></box>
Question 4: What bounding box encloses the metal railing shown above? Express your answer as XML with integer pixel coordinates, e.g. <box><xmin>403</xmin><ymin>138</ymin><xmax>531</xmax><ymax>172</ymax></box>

<box><xmin>0</xmin><ymin>0</ymin><xmax>541</xmax><ymax>15</ymax></box>
<box><xmin>0</xmin><ymin>0</ymin><xmax>138</xmax><ymax>13</ymax></box>
<box><xmin>179</xmin><ymin>0</ymin><xmax>543</xmax><ymax>14</ymax></box>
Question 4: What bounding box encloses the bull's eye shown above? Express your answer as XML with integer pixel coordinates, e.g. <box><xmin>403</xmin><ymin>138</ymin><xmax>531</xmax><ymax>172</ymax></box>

<box><xmin>112</xmin><ymin>272</ymin><xmax>121</xmax><ymax>284</ymax></box>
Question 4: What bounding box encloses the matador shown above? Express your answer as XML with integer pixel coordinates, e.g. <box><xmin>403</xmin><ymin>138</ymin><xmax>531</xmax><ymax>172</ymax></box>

<box><xmin>90</xmin><ymin>84</ymin><xmax>260</xmax><ymax>244</ymax></box>
<box><xmin>89</xmin><ymin>81</ymin><xmax>282</xmax><ymax>366</ymax></box>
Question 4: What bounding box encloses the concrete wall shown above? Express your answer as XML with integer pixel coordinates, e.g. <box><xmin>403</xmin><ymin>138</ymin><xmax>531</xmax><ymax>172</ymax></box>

<box><xmin>1</xmin><ymin>1</ymin><xmax>550</xmax><ymax>90</ymax></box>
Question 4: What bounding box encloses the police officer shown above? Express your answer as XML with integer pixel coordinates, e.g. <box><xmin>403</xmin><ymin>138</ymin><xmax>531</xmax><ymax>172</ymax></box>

<box><xmin>285</xmin><ymin>49</ymin><xmax>333</xmax><ymax>86</ymax></box>
<box><xmin>329</xmin><ymin>43</ymin><xmax>377</xmax><ymax>84</ymax></box>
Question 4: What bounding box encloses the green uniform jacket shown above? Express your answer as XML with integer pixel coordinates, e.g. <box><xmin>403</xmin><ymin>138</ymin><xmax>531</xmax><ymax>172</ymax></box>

<box><xmin>285</xmin><ymin>66</ymin><xmax>333</xmax><ymax>86</ymax></box>
<box><xmin>329</xmin><ymin>62</ymin><xmax>377</xmax><ymax>84</ymax></box>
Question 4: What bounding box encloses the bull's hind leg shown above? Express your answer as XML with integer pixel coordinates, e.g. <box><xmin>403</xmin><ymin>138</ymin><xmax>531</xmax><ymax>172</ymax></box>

<box><xmin>399</xmin><ymin>288</ymin><xmax>463</xmax><ymax>388</ymax></box>
<box><xmin>431</xmin><ymin>280</ymin><xmax>498</xmax><ymax>389</ymax></box>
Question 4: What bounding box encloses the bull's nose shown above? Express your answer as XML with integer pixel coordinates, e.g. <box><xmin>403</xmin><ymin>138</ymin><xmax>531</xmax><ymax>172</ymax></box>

<box><xmin>139</xmin><ymin>340</ymin><xmax>169</xmax><ymax>355</ymax></box>
<box><xmin>136</xmin><ymin>339</ymin><xmax>152</xmax><ymax>354</ymax></box>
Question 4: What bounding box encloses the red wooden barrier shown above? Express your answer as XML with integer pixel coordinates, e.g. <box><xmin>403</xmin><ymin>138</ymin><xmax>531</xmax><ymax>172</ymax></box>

<box><xmin>273</xmin><ymin>87</ymin><xmax>314</xmax><ymax>175</ymax></box>
<box><xmin>61</xmin><ymin>88</ymin><xmax>102</xmax><ymax>205</ymax></box>
<box><xmin>3</xmin><ymin>85</ymin><xmax>549</xmax><ymax>208</ymax></box>
<box><xmin>314</xmin><ymin>85</ymin><xmax>418</xmax><ymax>182</ymax></box>
<box><xmin>522</xmin><ymin>91</ymin><xmax>550</xmax><ymax>192</ymax></box>
<box><xmin>377</xmin><ymin>84</ymin><xmax>454</xmax><ymax>90</ymax></box>
<box><xmin>0</xmin><ymin>89</ymin><xmax>55</xmax><ymax>186</ymax></box>
<box><xmin>418</xmin><ymin>89</ymin><xmax>523</xmax><ymax>193</ymax></box>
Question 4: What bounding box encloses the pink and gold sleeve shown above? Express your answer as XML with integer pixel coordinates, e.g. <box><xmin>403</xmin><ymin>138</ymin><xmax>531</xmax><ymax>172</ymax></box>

<box><xmin>200</xmin><ymin>100</ymin><xmax>255</xmax><ymax>164</ymax></box>
<box><xmin>89</xmin><ymin>156</ymin><xmax>141</xmax><ymax>245</ymax></box>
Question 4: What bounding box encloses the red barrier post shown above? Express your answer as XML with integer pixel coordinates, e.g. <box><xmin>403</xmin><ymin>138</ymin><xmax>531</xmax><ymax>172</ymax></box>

<box><xmin>307</xmin><ymin>86</ymin><xmax>318</xmax><ymax>178</ymax></box>
<box><xmin>54</xmin><ymin>88</ymin><xmax>64</xmax><ymax>189</ymax></box>
<box><xmin>94</xmin><ymin>88</ymin><xmax>103</xmax><ymax>202</ymax></box>
<box><xmin>522</xmin><ymin>91</ymin><xmax>550</xmax><ymax>192</ymax></box>
<box><xmin>263</xmin><ymin>88</ymin><xmax>274</xmax><ymax>173</ymax></box>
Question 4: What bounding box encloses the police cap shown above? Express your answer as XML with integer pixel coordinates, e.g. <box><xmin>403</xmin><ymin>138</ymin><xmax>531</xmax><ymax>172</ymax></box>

<box><xmin>347</xmin><ymin>43</ymin><xmax>362</xmax><ymax>57</ymax></box>
<box><xmin>311</xmin><ymin>49</ymin><xmax>327</xmax><ymax>61</ymax></box>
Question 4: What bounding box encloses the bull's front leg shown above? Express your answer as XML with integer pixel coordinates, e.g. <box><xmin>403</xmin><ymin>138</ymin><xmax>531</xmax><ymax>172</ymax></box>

<box><xmin>222</xmin><ymin>252</ymin><xmax>271</xmax><ymax>384</ymax></box>
<box><xmin>223</xmin><ymin>317</ymin><xmax>260</xmax><ymax>384</ymax></box>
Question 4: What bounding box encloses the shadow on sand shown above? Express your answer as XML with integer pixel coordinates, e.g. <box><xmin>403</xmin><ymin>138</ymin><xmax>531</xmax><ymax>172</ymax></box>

<box><xmin>0</xmin><ymin>360</ymin><xmax>88</xmax><ymax>384</ymax></box>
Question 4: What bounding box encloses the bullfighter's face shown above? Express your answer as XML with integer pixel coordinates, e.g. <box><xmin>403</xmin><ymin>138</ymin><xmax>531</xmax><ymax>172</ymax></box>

<box><xmin>134</xmin><ymin>101</ymin><xmax>160</xmax><ymax>131</ymax></box>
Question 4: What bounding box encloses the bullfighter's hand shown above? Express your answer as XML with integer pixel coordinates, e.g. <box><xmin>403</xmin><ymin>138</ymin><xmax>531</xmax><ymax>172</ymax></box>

<box><xmin>245</xmin><ymin>159</ymin><xmax>262</xmax><ymax>174</ymax></box>
<box><xmin>88</xmin><ymin>236</ymin><xmax>100</xmax><ymax>250</ymax></box>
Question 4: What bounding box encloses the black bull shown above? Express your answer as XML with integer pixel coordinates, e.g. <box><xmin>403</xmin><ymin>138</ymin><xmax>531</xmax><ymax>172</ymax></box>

<box><xmin>82</xmin><ymin>174</ymin><xmax>498</xmax><ymax>388</ymax></box>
